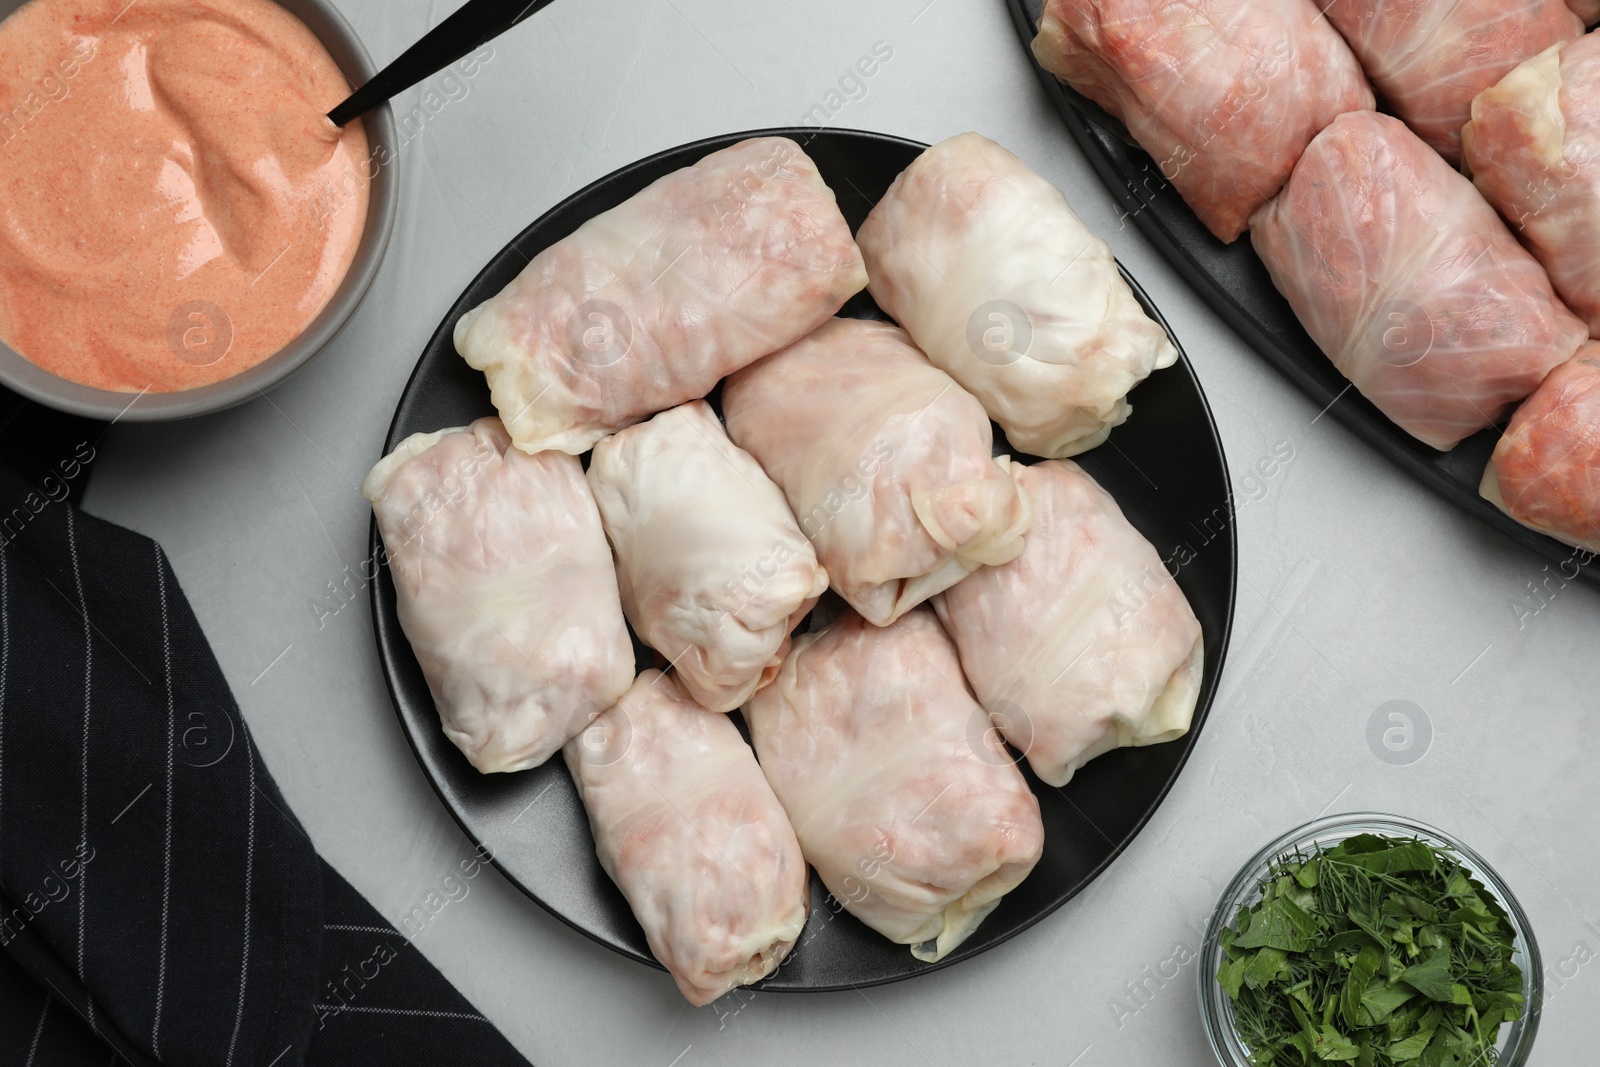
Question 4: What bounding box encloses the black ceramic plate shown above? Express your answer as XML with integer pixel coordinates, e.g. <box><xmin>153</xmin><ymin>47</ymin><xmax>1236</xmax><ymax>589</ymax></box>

<box><xmin>370</xmin><ymin>128</ymin><xmax>1237</xmax><ymax>991</ymax></box>
<box><xmin>1009</xmin><ymin>0</ymin><xmax>1600</xmax><ymax>586</ymax></box>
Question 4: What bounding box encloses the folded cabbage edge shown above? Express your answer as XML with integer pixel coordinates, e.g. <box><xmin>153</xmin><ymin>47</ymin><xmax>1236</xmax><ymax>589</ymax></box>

<box><xmin>690</xmin><ymin>910</ymin><xmax>808</xmax><ymax>1004</ymax></box>
<box><xmin>359</xmin><ymin>424</ymin><xmax>468</xmax><ymax>501</ymax></box>
<box><xmin>1479</xmin><ymin>462</ymin><xmax>1600</xmax><ymax>554</ymax></box>
<box><xmin>909</xmin><ymin>897</ymin><xmax>1003</xmax><ymax>963</ymax></box>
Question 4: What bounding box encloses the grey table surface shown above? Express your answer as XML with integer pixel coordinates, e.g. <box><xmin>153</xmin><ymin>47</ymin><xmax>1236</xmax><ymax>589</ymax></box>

<box><xmin>81</xmin><ymin>0</ymin><xmax>1600</xmax><ymax>1063</ymax></box>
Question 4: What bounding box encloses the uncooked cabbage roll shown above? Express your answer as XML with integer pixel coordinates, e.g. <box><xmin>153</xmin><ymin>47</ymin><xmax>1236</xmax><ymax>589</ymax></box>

<box><xmin>722</xmin><ymin>317</ymin><xmax>1033</xmax><ymax>627</ymax></box>
<box><xmin>1317</xmin><ymin>0</ymin><xmax>1579</xmax><ymax>164</ymax></box>
<box><xmin>1251</xmin><ymin>111</ymin><xmax>1587</xmax><ymax>451</ymax></box>
<box><xmin>1463</xmin><ymin>35</ymin><xmax>1600</xmax><ymax>334</ymax></box>
<box><xmin>933</xmin><ymin>460</ymin><xmax>1202</xmax><ymax>788</ymax></box>
<box><xmin>454</xmin><ymin>137</ymin><xmax>868</xmax><ymax>455</ymax></box>
<box><xmin>855</xmin><ymin>133</ymin><xmax>1177</xmax><ymax>458</ymax></box>
<box><xmin>1482</xmin><ymin>343</ymin><xmax>1600</xmax><ymax>553</ymax></box>
<box><xmin>566</xmin><ymin>671</ymin><xmax>809</xmax><ymax>1005</ymax></box>
<box><xmin>362</xmin><ymin>418</ymin><xmax>634</xmax><ymax>773</ymax></box>
<box><xmin>586</xmin><ymin>400</ymin><xmax>827</xmax><ymax>712</ymax></box>
<box><xmin>745</xmin><ymin>608</ymin><xmax>1044</xmax><ymax>962</ymax></box>
<box><xmin>1032</xmin><ymin>0</ymin><xmax>1372</xmax><ymax>242</ymax></box>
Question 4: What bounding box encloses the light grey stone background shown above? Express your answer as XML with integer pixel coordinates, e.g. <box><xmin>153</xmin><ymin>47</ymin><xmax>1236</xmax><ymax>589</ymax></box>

<box><xmin>82</xmin><ymin>0</ymin><xmax>1600</xmax><ymax>1062</ymax></box>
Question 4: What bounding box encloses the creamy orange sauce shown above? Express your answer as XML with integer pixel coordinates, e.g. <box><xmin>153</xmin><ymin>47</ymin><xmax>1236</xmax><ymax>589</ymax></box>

<box><xmin>0</xmin><ymin>0</ymin><xmax>369</xmax><ymax>392</ymax></box>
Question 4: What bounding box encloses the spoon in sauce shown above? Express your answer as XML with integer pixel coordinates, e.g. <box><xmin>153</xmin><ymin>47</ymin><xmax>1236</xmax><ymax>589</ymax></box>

<box><xmin>329</xmin><ymin>0</ymin><xmax>562</xmax><ymax>127</ymax></box>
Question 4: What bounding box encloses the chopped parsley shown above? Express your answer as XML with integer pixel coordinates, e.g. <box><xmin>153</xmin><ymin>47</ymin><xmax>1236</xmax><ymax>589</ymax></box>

<box><xmin>1217</xmin><ymin>834</ymin><xmax>1525</xmax><ymax>1066</ymax></box>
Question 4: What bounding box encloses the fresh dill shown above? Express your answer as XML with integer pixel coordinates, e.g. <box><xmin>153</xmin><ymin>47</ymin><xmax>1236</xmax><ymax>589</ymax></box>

<box><xmin>1217</xmin><ymin>834</ymin><xmax>1524</xmax><ymax>1066</ymax></box>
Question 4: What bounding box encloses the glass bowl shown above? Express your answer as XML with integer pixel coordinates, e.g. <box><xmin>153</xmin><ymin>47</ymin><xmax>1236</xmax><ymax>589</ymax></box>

<box><xmin>1198</xmin><ymin>812</ymin><xmax>1542</xmax><ymax>1066</ymax></box>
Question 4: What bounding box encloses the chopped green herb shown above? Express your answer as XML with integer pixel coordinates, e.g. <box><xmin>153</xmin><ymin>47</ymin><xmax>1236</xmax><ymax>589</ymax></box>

<box><xmin>1218</xmin><ymin>834</ymin><xmax>1524</xmax><ymax>1066</ymax></box>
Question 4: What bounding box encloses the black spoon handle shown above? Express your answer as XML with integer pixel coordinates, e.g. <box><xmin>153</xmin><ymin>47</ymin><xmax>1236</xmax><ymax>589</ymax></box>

<box><xmin>329</xmin><ymin>0</ymin><xmax>561</xmax><ymax>127</ymax></box>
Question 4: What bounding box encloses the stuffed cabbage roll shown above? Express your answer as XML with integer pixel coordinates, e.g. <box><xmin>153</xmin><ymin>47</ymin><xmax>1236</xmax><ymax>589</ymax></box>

<box><xmin>565</xmin><ymin>671</ymin><xmax>809</xmax><ymax>1005</ymax></box>
<box><xmin>1463</xmin><ymin>35</ymin><xmax>1600</xmax><ymax>334</ymax></box>
<box><xmin>587</xmin><ymin>400</ymin><xmax>828</xmax><ymax>712</ymax></box>
<box><xmin>855</xmin><ymin>133</ymin><xmax>1177</xmax><ymax>458</ymax></box>
<box><xmin>722</xmin><ymin>318</ymin><xmax>1033</xmax><ymax>627</ymax></box>
<box><xmin>362</xmin><ymin>418</ymin><xmax>634</xmax><ymax>773</ymax></box>
<box><xmin>1318</xmin><ymin>0</ymin><xmax>1579</xmax><ymax>165</ymax></box>
<box><xmin>1251</xmin><ymin>111</ymin><xmax>1587</xmax><ymax>450</ymax></box>
<box><xmin>1573</xmin><ymin>2</ymin><xmax>1600</xmax><ymax>26</ymax></box>
<box><xmin>1482</xmin><ymin>343</ymin><xmax>1600</xmax><ymax>552</ymax></box>
<box><xmin>933</xmin><ymin>460</ymin><xmax>1202</xmax><ymax>788</ymax></box>
<box><xmin>1032</xmin><ymin>0</ymin><xmax>1373</xmax><ymax>242</ymax></box>
<box><xmin>745</xmin><ymin>608</ymin><xmax>1044</xmax><ymax>962</ymax></box>
<box><xmin>454</xmin><ymin>137</ymin><xmax>868</xmax><ymax>455</ymax></box>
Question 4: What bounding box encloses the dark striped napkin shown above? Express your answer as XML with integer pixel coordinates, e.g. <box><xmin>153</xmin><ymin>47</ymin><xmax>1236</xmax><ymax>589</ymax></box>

<box><xmin>0</xmin><ymin>390</ymin><xmax>531</xmax><ymax>1066</ymax></box>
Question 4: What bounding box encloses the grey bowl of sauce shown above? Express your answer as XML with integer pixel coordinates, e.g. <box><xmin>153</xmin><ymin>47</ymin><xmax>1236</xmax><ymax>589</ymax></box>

<box><xmin>0</xmin><ymin>0</ymin><xmax>398</xmax><ymax>421</ymax></box>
